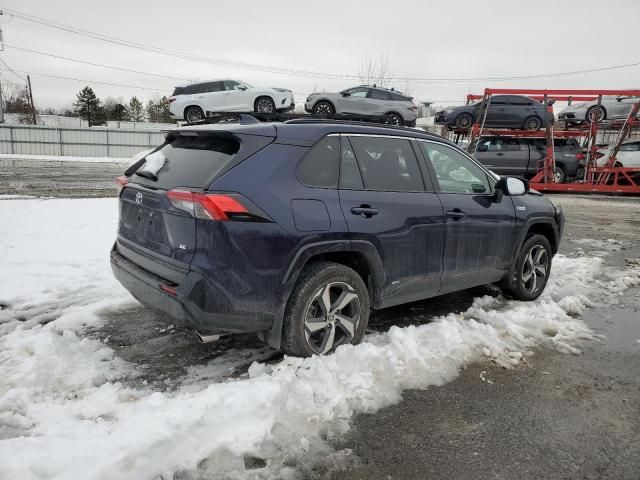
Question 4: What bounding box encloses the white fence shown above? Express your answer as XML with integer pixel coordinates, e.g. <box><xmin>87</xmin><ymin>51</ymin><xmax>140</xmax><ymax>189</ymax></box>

<box><xmin>0</xmin><ymin>124</ymin><xmax>167</xmax><ymax>158</ymax></box>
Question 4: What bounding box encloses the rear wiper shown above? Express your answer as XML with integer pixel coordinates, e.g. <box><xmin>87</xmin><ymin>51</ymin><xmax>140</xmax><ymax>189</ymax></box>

<box><xmin>135</xmin><ymin>170</ymin><xmax>158</xmax><ymax>181</ymax></box>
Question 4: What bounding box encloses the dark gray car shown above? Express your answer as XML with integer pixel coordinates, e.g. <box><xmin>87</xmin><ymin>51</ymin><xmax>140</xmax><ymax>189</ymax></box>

<box><xmin>473</xmin><ymin>137</ymin><xmax>584</xmax><ymax>183</ymax></box>
<box><xmin>304</xmin><ymin>86</ymin><xmax>418</xmax><ymax>126</ymax></box>
<box><xmin>435</xmin><ymin>95</ymin><xmax>554</xmax><ymax>130</ymax></box>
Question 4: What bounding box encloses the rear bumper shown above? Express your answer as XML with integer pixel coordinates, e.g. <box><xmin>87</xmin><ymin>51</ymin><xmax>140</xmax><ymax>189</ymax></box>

<box><xmin>110</xmin><ymin>243</ymin><xmax>274</xmax><ymax>335</ymax></box>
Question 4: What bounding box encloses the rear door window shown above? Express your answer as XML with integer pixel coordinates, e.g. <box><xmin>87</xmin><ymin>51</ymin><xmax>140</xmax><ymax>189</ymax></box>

<box><xmin>296</xmin><ymin>136</ymin><xmax>340</xmax><ymax>188</ymax></box>
<box><xmin>368</xmin><ymin>90</ymin><xmax>391</xmax><ymax>101</ymax></box>
<box><xmin>348</xmin><ymin>136</ymin><xmax>424</xmax><ymax>192</ymax></box>
<box><xmin>339</xmin><ymin>138</ymin><xmax>364</xmax><ymax>189</ymax></box>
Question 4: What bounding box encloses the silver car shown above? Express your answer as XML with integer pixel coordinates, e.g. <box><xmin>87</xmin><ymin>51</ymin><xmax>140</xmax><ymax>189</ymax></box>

<box><xmin>304</xmin><ymin>85</ymin><xmax>418</xmax><ymax>126</ymax></box>
<box><xmin>558</xmin><ymin>95</ymin><xmax>640</xmax><ymax>124</ymax></box>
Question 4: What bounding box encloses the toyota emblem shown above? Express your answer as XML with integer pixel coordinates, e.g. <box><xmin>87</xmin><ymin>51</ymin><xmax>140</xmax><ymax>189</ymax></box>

<box><xmin>135</xmin><ymin>192</ymin><xmax>143</xmax><ymax>204</ymax></box>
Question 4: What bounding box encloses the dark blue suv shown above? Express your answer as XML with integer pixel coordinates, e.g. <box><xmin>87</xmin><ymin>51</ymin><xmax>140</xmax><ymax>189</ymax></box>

<box><xmin>111</xmin><ymin>120</ymin><xmax>564</xmax><ymax>357</ymax></box>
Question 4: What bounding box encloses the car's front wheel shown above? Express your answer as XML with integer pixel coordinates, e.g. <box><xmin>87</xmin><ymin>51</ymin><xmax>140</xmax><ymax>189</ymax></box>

<box><xmin>454</xmin><ymin>112</ymin><xmax>474</xmax><ymax>129</ymax></box>
<box><xmin>586</xmin><ymin>106</ymin><xmax>606</xmax><ymax>123</ymax></box>
<box><xmin>553</xmin><ymin>165</ymin><xmax>567</xmax><ymax>183</ymax></box>
<box><xmin>313</xmin><ymin>101</ymin><xmax>335</xmax><ymax>115</ymax></box>
<box><xmin>184</xmin><ymin>106</ymin><xmax>205</xmax><ymax>124</ymax></box>
<box><xmin>254</xmin><ymin>97</ymin><xmax>276</xmax><ymax>114</ymax></box>
<box><xmin>502</xmin><ymin>234</ymin><xmax>552</xmax><ymax>301</ymax></box>
<box><xmin>282</xmin><ymin>262</ymin><xmax>370</xmax><ymax>357</ymax></box>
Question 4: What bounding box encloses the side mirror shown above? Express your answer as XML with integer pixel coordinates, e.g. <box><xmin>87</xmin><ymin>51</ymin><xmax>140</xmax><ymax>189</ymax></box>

<box><xmin>477</xmin><ymin>145</ymin><xmax>488</xmax><ymax>152</ymax></box>
<box><xmin>236</xmin><ymin>85</ymin><xmax>248</xmax><ymax>91</ymax></box>
<box><xmin>616</xmin><ymin>96</ymin><xmax>623</xmax><ymax>102</ymax></box>
<box><xmin>341</xmin><ymin>92</ymin><xmax>350</xmax><ymax>97</ymax></box>
<box><xmin>495</xmin><ymin>176</ymin><xmax>529</xmax><ymax>201</ymax></box>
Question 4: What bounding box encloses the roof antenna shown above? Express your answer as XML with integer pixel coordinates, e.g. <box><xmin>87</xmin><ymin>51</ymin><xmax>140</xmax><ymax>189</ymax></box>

<box><xmin>373</xmin><ymin>83</ymin><xmax>377</xmax><ymax>88</ymax></box>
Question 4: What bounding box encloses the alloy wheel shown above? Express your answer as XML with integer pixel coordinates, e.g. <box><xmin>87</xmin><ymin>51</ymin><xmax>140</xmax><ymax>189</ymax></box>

<box><xmin>303</xmin><ymin>281</ymin><xmax>360</xmax><ymax>355</ymax></box>
<box><xmin>521</xmin><ymin>245</ymin><xmax>548</xmax><ymax>295</ymax></box>
<box><xmin>524</xmin><ymin>117</ymin><xmax>542</xmax><ymax>130</ymax></box>
<box><xmin>186</xmin><ymin>108</ymin><xmax>204</xmax><ymax>123</ymax></box>
<box><xmin>314</xmin><ymin>102</ymin><xmax>333</xmax><ymax>115</ymax></box>
<box><xmin>455</xmin><ymin>113</ymin><xmax>473</xmax><ymax>129</ymax></box>
<box><xmin>256</xmin><ymin>99</ymin><xmax>274</xmax><ymax>114</ymax></box>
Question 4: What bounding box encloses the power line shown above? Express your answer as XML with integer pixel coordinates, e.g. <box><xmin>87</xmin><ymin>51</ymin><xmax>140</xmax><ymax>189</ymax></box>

<box><xmin>4</xmin><ymin>44</ymin><xmax>192</xmax><ymax>82</ymax></box>
<box><xmin>0</xmin><ymin>56</ymin><xmax>25</xmax><ymax>81</ymax></box>
<box><xmin>5</xmin><ymin>6</ymin><xmax>640</xmax><ymax>84</ymax></box>
<box><xmin>0</xmin><ymin>67</ymin><xmax>169</xmax><ymax>91</ymax></box>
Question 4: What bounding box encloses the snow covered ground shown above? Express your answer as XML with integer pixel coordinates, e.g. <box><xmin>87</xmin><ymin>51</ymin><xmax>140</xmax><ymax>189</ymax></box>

<box><xmin>0</xmin><ymin>198</ymin><xmax>639</xmax><ymax>480</ymax></box>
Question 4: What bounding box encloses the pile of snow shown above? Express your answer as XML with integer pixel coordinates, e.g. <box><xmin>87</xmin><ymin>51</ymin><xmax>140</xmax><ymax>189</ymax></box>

<box><xmin>0</xmin><ymin>151</ymin><xmax>151</xmax><ymax>165</ymax></box>
<box><xmin>0</xmin><ymin>198</ymin><xmax>639</xmax><ymax>479</ymax></box>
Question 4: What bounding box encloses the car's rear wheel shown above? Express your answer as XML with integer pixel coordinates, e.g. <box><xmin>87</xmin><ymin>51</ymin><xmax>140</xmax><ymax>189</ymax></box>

<box><xmin>282</xmin><ymin>261</ymin><xmax>369</xmax><ymax>357</ymax></box>
<box><xmin>454</xmin><ymin>113</ymin><xmax>473</xmax><ymax>129</ymax></box>
<box><xmin>385</xmin><ymin>112</ymin><xmax>403</xmax><ymax>126</ymax></box>
<box><xmin>313</xmin><ymin>101</ymin><xmax>335</xmax><ymax>115</ymax></box>
<box><xmin>523</xmin><ymin>115</ymin><xmax>542</xmax><ymax>131</ymax></box>
<box><xmin>184</xmin><ymin>106</ymin><xmax>205</xmax><ymax>124</ymax></box>
<box><xmin>553</xmin><ymin>165</ymin><xmax>567</xmax><ymax>183</ymax></box>
<box><xmin>587</xmin><ymin>106</ymin><xmax>606</xmax><ymax>123</ymax></box>
<box><xmin>502</xmin><ymin>234</ymin><xmax>552</xmax><ymax>301</ymax></box>
<box><xmin>254</xmin><ymin>97</ymin><xmax>276</xmax><ymax>114</ymax></box>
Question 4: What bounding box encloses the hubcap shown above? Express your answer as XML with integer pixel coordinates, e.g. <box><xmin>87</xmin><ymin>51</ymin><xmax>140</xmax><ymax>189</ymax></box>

<box><xmin>390</xmin><ymin>114</ymin><xmax>401</xmax><ymax>125</ymax></box>
<box><xmin>256</xmin><ymin>99</ymin><xmax>274</xmax><ymax>113</ymax></box>
<box><xmin>554</xmin><ymin>168</ymin><xmax>563</xmax><ymax>183</ymax></box>
<box><xmin>315</xmin><ymin>103</ymin><xmax>331</xmax><ymax>114</ymax></box>
<box><xmin>303</xmin><ymin>282</ymin><xmax>360</xmax><ymax>355</ymax></box>
<box><xmin>521</xmin><ymin>245</ymin><xmax>548</xmax><ymax>294</ymax></box>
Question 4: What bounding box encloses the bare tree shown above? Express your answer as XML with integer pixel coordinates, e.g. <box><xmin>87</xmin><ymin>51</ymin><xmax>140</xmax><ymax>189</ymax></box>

<box><xmin>358</xmin><ymin>53</ymin><xmax>392</xmax><ymax>87</ymax></box>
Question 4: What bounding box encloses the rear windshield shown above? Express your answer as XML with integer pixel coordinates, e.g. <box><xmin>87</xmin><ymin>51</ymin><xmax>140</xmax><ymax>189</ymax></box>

<box><xmin>130</xmin><ymin>133</ymin><xmax>270</xmax><ymax>190</ymax></box>
<box><xmin>171</xmin><ymin>87</ymin><xmax>184</xmax><ymax>96</ymax></box>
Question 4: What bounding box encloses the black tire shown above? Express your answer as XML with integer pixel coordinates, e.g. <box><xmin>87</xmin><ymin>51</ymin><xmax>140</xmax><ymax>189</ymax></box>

<box><xmin>385</xmin><ymin>112</ymin><xmax>404</xmax><ymax>126</ymax></box>
<box><xmin>454</xmin><ymin>112</ymin><xmax>474</xmax><ymax>129</ymax></box>
<box><xmin>502</xmin><ymin>234</ymin><xmax>552</xmax><ymax>301</ymax></box>
<box><xmin>523</xmin><ymin>115</ymin><xmax>542</xmax><ymax>131</ymax></box>
<box><xmin>312</xmin><ymin>101</ymin><xmax>335</xmax><ymax>115</ymax></box>
<box><xmin>254</xmin><ymin>96</ymin><xmax>276</xmax><ymax>114</ymax></box>
<box><xmin>184</xmin><ymin>106</ymin><xmax>204</xmax><ymax>124</ymax></box>
<box><xmin>586</xmin><ymin>106</ymin><xmax>606</xmax><ymax>123</ymax></box>
<box><xmin>553</xmin><ymin>165</ymin><xmax>567</xmax><ymax>183</ymax></box>
<box><xmin>282</xmin><ymin>261</ymin><xmax>370</xmax><ymax>357</ymax></box>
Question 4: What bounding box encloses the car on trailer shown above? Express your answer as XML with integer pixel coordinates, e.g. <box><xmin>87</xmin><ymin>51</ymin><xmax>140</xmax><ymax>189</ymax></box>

<box><xmin>474</xmin><ymin>136</ymin><xmax>585</xmax><ymax>183</ymax></box>
<box><xmin>111</xmin><ymin>119</ymin><xmax>564</xmax><ymax>357</ymax></box>
<box><xmin>168</xmin><ymin>79</ymin><xmax>294</xmax><ymax>123</ymax></box>
<box><xmin>304</xmin><ymin>86</ymin><xmax>418</xmax><ymax>126</ymax></box>
<box><xmin>558</xmin><ymin>95</ymin><xmax>640</xmax><ymax>125</ymax></box>
<box><xmin>435</xmin><ymin>95</ymin><xmax>555</xmax><ymax>131</ymax></box>
<box><xmin>595</xmin><ymin>139</ymin><xmax>640</xmax><ymax>168</ymax></box>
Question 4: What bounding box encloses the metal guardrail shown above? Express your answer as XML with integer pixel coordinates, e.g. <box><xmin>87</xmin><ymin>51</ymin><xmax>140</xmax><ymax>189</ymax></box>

<box><xmin>0</xmin><ymin>124</ymin><xmax>166</xmax><ymax>158</ymax></box>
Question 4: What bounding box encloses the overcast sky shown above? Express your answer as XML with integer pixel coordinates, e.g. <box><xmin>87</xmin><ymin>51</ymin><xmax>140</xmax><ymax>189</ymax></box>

<box><xmin>2</xmin><ymin>0</ymin><xmax>639</xmax><ymax>111</ymax></box>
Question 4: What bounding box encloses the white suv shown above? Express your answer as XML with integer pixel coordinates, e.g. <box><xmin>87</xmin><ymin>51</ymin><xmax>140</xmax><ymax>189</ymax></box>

<box><xmin>168</xmin><ymin>79</ymin><xmax>294</xmax><ymax>123</ymax></box>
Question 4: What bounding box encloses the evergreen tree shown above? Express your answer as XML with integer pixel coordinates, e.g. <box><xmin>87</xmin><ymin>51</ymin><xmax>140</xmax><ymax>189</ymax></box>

<box><xmin>73</xmin><ymin>86</ymin><xmax>102</xmax><ymax>127</ymax></box>
<box><xmin>103</xmin><ymin>96</ymin><xmax>127</xmax><ymax>122</ymax></box>
<box><xmin>158</xmin><ymin>96</ymin><xmax>172</xmax><ymax>123</ymax></box>
<box><xmin>127</xmin><ymin>96</ymin><xmax>145</xmax><ymax>122</ymax></box>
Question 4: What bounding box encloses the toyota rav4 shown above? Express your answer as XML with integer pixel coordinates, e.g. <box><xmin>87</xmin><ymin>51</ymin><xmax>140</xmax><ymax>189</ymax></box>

<box><xmin>111</xmin><ymin>120</ymin><xmax>564</xmax><ymax>357</ymax></box>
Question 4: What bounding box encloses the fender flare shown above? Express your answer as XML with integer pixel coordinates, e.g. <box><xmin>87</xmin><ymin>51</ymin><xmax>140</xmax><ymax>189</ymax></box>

<box><xmin>262</xmin><ymin>239</ymin><xmax>386</xmax><ymax>349</ymax></box>
<box><xmin>502</xmin><ymin>217</ymin><xmax>560</xmax><ymax>290</ymax></box>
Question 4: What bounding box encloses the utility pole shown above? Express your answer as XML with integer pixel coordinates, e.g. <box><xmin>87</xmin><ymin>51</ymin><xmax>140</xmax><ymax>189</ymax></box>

<box><xmin>27</xmin><ymin>75</ymin><xmax>36</xmax><ymax>125</ymax></box>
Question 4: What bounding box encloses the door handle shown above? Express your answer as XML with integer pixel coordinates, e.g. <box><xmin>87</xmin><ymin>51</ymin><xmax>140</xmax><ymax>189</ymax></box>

<box><xmin>446</xmin><ymin>209</ymin><xmax>466</xmax><ymax>220</ymax></box>
<box><xmin>496</xmin><ymin>152</ymin><xmax>504</xmax><ymax>156</ymax></box>
<box><xmin>351</xmin><ymin>205</ymin><xmax>379</xmax><ymax>218</ymax></box>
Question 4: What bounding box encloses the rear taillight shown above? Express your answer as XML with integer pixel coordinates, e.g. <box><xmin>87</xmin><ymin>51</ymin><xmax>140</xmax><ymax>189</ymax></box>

<box><xmin>167</xmin><ymin>97</ymin><xmax>176</xmax><ymax>103</ymax></box>
<box><xmin>408</xmin><ymin>105</ymin><xmax>418</xmax><ymax>112</ymax></box>
<box><xmin>116</xmin><ymin>176</ymin><xmax>129</xmax><ymax>196</ymax></box>
<box><xmin>576</xmin><ymin>153</ymin><xmax>585</xmax><ymax>162</ymax></box>
<box><xmin>166</xmin><ymin>189</ymin><xmax>249</xmax><ymax>221</ymax></box>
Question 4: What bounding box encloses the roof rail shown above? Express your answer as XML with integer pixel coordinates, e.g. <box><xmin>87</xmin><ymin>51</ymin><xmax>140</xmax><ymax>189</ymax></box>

<box><xmin>283</xmin><ymin>118</ymin><xmax>437</xmax><ymax>136</ymax></box>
